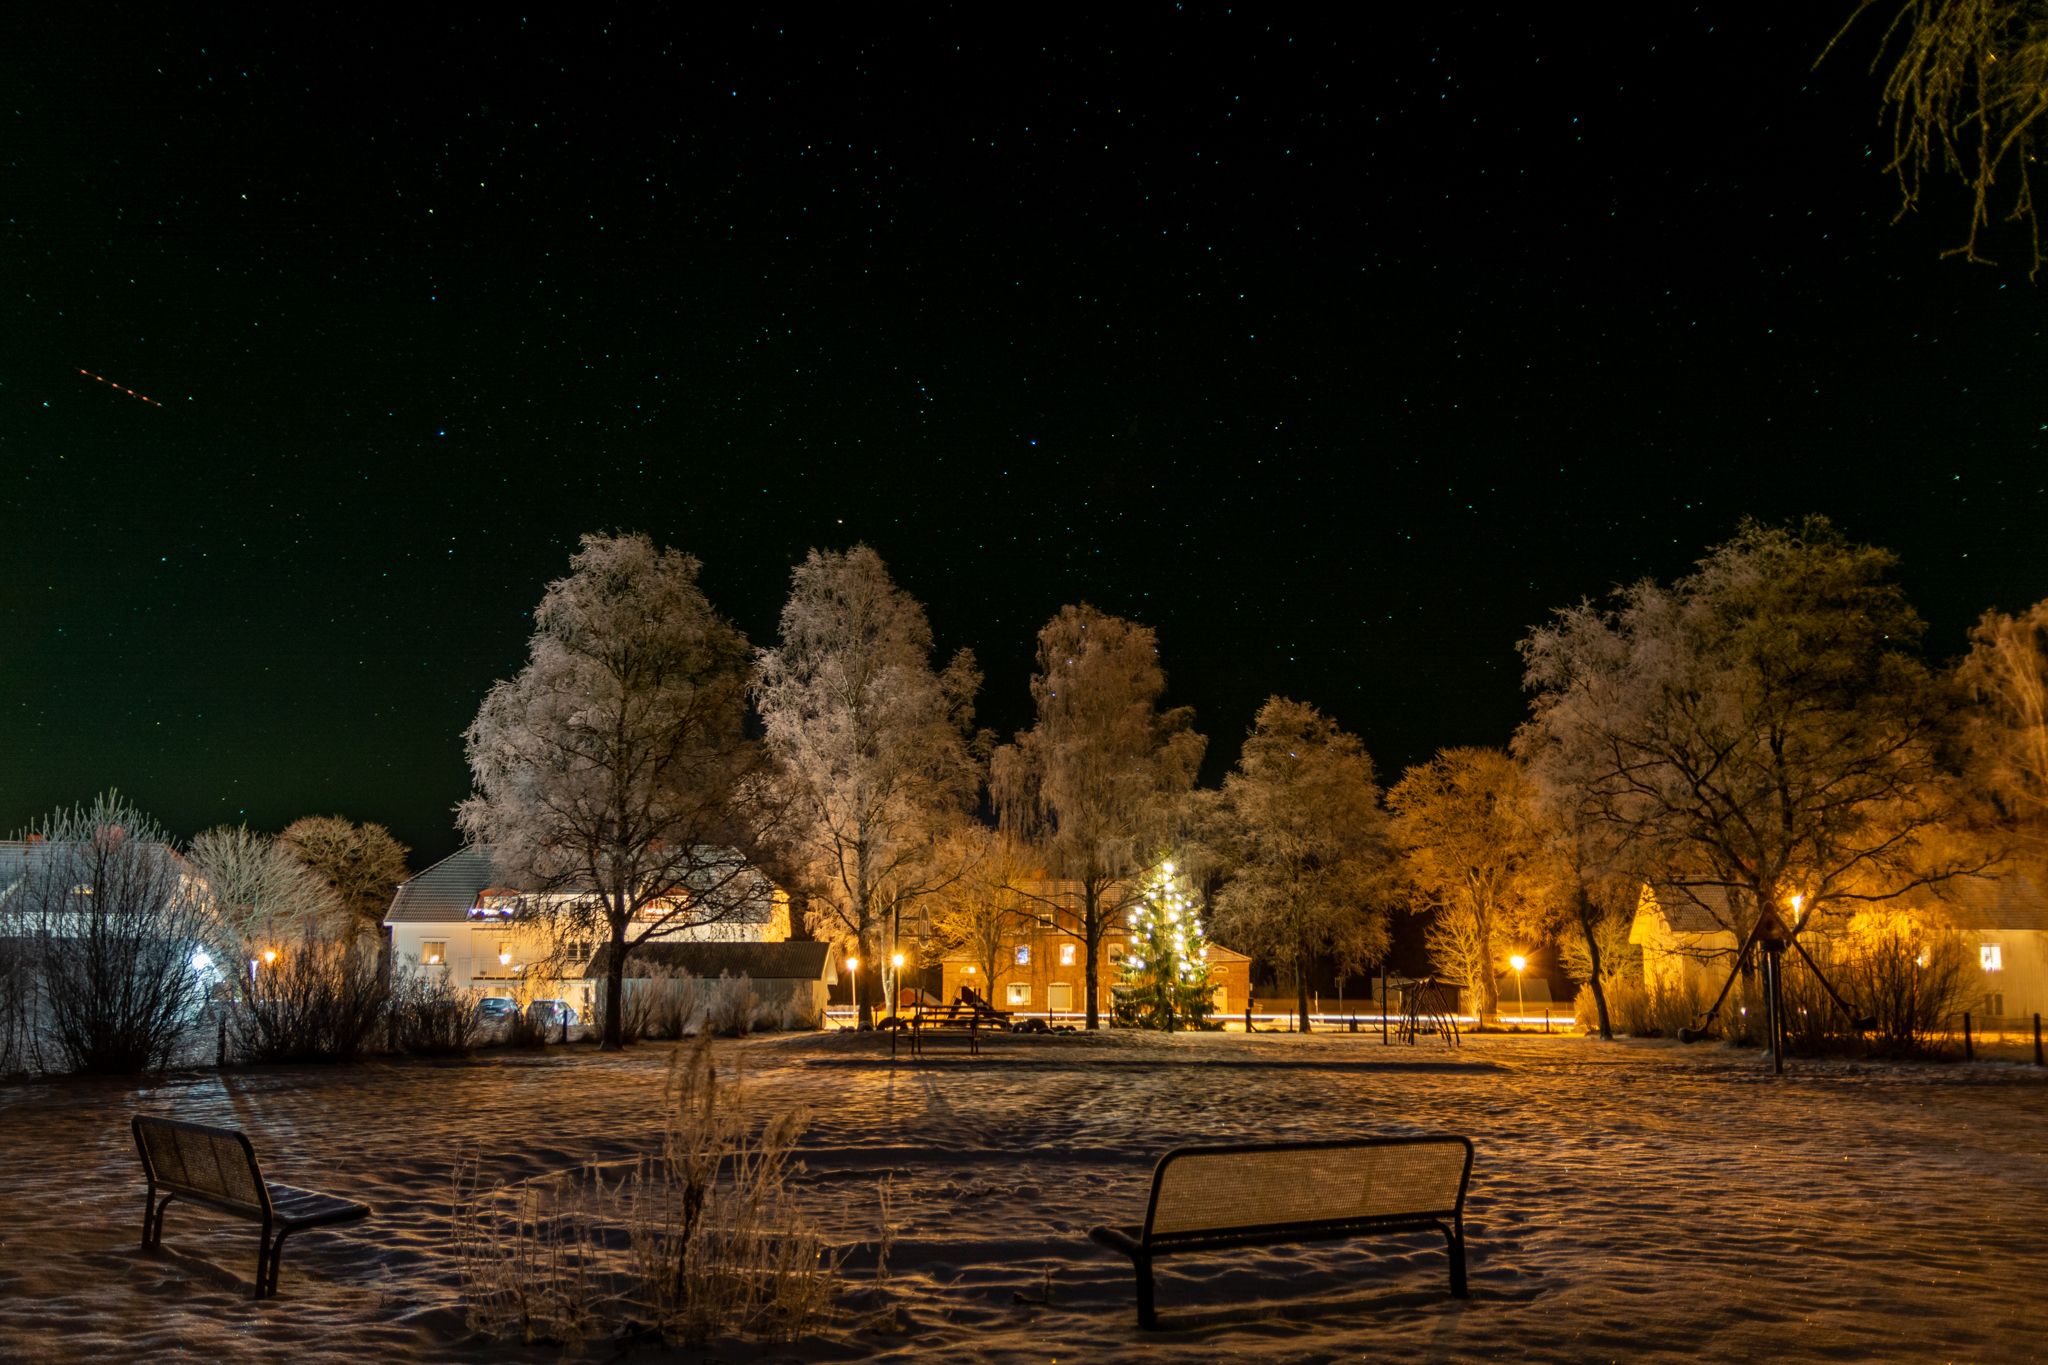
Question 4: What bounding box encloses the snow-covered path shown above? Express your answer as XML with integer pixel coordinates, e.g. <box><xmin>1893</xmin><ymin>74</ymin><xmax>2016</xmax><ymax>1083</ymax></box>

<box><xmin>1</xmin><ymin>1031</ymin><xmax>2042</xmax><ymax>1362</ymax></box>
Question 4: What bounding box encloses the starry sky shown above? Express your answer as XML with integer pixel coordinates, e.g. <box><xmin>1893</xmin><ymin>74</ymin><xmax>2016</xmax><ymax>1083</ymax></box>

<box><xmin>4</xmin><ymin>6</ymin><xmax>2045</xmax><ymax>866</ymax></box>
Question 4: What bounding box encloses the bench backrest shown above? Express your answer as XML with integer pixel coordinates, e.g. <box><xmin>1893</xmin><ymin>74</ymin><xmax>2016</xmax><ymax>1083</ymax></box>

<box><xmin>1143</xmin><ymin>1135</ymin><xmax>1472</xmax><ymax>1241</ymax></box>
<box><xmin>133</xmin><ymin>1115</ymin><xmax>270</xmax><ymax>1217</ymax></box>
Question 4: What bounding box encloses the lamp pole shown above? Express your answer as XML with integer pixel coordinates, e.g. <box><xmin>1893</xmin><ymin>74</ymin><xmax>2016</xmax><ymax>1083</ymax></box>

<box><xmin>847</xmin><ymin>955</ymin><xmax>861</xmax><ymax>1028</ymax></box>
<box><xmin>1509</xmin><ymin>954</ymin><xmax>1527</xmax><ymax>1028</ymax></box>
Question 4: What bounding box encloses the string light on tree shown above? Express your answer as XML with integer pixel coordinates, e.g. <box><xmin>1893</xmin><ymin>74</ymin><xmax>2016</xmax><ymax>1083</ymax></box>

<box><xmin>1119</xmin><ymin>859</ymin><xmax>1213</xmax><ymax>1032</ymax></box>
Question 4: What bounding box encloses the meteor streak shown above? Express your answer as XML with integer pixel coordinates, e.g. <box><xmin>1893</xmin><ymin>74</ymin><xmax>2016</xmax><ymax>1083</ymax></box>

<box><xmin>77</xmin><ymin>369</ymin><xmax>163</xmax><ymax>406</ymax></box>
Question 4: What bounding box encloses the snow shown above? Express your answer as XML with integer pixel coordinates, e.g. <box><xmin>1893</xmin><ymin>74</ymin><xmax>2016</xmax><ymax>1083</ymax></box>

<box><xmin>2</xmin><ymin>1031</ymin><xmax>2044</xmax><ymax>1362</ymax></box>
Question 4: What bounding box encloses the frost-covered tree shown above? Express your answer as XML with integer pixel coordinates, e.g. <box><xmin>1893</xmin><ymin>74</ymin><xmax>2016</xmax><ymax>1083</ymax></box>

<box><xmin>1832</xmin><ymin>0</ymin><xmax>2048</xmax><ymax>278</ymax></box>
<box><xmin>459</xmin><ymin>533</ymin><xmax>775</xmax><ymax>1050</ymax></box>
<box><xmin>189</xmin><ymin>825</ymin><xmax>347</xmax><ymax>949</ymax></box>
<box><xmin>1519</xmin><ymin>517</ymin><xmax>1978</xmax><ymax>964</ymax></box>
<box><xmin>1389</xmin><ymin>748</ymin><xmax>1545</xmax><ymax>1022</ymax></box>
<box><xmin>925</xmin><ymin>827</ymin><xmax>1031</xmax><ymax>1008</ymax></box>
<box><xmin>752</xmin><ymin>546</ymin><xmax>983</xmax><ymax>1024</ymax></box>
<box><xmin>9</xmin><ymin>793</ymin><xmax>214</xmax><ymax>1074</ymax></box>
<box><xmin>1957</xmin><ymin>598</ymin><xmax>2048</xmax><ymax>833</ymax></box>
<box><xmin>1214</xmin><ymin>697</ymin><xmax>1391</xmax><ymax>1032</ymax></box>
<box><xmin>992</xmin><ymin>605</ymin><xmax>1206</xmax><ymax>1030</ymax></box>
<box><xmin>1514</xmin><ymin>725</ymin><xmax>1646</xmax><ymax>1042</ymax></box>
<box><xmin>276</xmin><ymin>816</ymin><xmax>410</xmax><ymax>938</ymax></box>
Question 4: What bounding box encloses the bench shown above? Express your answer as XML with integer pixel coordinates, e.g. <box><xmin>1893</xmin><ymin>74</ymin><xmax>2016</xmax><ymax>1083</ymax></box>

<box><xmin>1088</xmin><ymin>1135</ymin><xmax>1473</xmax><ymax>1327</ymax></box>
<box><xmin>132</xmin><ymin>1114</ymin><xmax>372</xmax><ymax>1299</ymax></box>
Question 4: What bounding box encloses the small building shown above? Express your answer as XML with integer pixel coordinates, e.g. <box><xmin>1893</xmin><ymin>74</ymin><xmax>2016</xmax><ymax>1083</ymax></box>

<box><xmin>1629</xmin><ymin>876</ymin><xmax>2048</xmax><ymax>1023</ymax></box>
<box><xmin>383</xmin><ymin>844</ymin><xmax>792</xmax><ymax>1019</ymax></box>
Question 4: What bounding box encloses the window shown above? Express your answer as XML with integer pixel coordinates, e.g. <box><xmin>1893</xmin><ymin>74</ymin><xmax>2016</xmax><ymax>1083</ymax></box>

<box><xmin>1014</xmin><ymin>945</ymin><xmax>1031</xmax><ymax>966</ymax></box>
<box><xmin>421</xmin><ymin>940</ymin><xmax>446</xmax><ymax>966</ymax></box>
<box><xmin>1047</xmin><ymin>982</ymin><xmax>1073</xmax><ymax>1012</ymax></box>
<box><xmin>1007</xmin><ymin>982</ymin><xmax>1032</xmax><ymax>1007</ymax></box>
<box><xmin>1982</xmin><ymin>944</ymin><xmax>2004</xmax><ymax>972</ymax></box>
<box><xmin>1986</xmin><ymin>992</ymin><xmax>2006</xmax><ymax>1017</ymax></box>
<box><xmin>1059</xmin><ymin>942</ymin><xmax>1076</xmax><ymax>966</ymax></box>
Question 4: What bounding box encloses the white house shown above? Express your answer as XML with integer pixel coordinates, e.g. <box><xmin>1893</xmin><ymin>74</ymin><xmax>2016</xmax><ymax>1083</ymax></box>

<box><xmin>383</xmin><ymin>845</ymin><xmax>794</xmax><ymax>1018</ymax></box>
<box><xmin>1630</xmin><ymin>876</ymin><xmax>2048</xmax><ymax>1023</ymax></box>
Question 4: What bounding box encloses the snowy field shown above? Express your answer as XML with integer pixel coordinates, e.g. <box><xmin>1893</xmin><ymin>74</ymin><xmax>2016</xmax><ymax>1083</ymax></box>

<box><xmin>2</xmin><ymin>1030</ymin><xmax>2044</xmax><ymax>1363</ymax></box>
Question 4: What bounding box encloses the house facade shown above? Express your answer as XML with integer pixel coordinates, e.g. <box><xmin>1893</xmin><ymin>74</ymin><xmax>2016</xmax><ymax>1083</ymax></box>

<box><xmin>1629</xmin><ymin>876</ymin><xmax>2048</xmax><ymax>1023</ymax></box>
<box><xmin>384</xmin><ymin>845</ymin><xmax>793</xmax><ymax>1018</ymax></box>
<box><xmin>935</xmin><ymin>910</ymin><xmax>1253</xmax><ymax>1022</ymax></box>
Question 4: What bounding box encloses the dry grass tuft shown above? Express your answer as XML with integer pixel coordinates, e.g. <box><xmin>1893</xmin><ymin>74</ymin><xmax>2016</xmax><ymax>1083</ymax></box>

<box><xmin>453</xmin><ymin>1036</ymin><xmax>874</xmax><ymax>1348</ymax></box>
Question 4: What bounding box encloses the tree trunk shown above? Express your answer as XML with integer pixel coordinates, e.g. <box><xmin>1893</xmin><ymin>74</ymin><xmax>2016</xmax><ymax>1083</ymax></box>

<box><xmin>600</xmin><ymin>917</ymin><xmax>628</xmax><ymax>1051</ymax></box>
<box><xmin>1576</xmin><ymin>890</ymin><xmax>1614</xmax><ymax>1041</ymax></box>
<box><xmin>1474</xmin><ymin>904</ymin><xmax>1499</xmax><ymax>1022</ymax></box>
<box><xmin>1083</xmin><ymin>881</ymin><xmax>1102</xmax><ymax>1030</ymax></box>
<box><xmin>1295</xmin><ymin>948</ymin><xmax>1311</xmax><ymax>1033</ymax></box>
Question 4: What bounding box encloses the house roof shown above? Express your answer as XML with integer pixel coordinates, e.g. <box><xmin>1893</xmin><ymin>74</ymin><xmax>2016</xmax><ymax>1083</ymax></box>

<box><xmin>1933</xmin><ymin>873</ymin><xmax>2048</xmax><ymax>933</ymax></box>
<box><xmin>385</xmin><ymin>847</ymin><xmax>500</xmax><ymax>924</ymax></box>
<box><xmin>589</xmin><ymin>940</ymin><xmax>834</xmax><ymax>982</ymax></box>
<box><xmin>384</xmin><ymin>845</ymin><xmax>780</xmax><ymax>927</ymax></box>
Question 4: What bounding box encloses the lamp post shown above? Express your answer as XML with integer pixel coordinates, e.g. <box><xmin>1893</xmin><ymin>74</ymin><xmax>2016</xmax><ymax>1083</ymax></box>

<box><xmin>847</xmin><ymin>956</ymin><xmax>860</xmax><ymax>1028</ymax></box>
<box><xmin>891</xmin><ymin>952</ymin><xmax>906</xmax><ymax>1020</ymax></box>
<box><xmin>1509</xmin><ymin>954</ymin><xmax>1527</xmax><ymax>1028</ymax></box>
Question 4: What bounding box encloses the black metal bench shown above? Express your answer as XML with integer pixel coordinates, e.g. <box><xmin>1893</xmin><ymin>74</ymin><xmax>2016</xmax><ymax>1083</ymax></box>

<box><xmin>1088</xmin><ymin>1134</ymin><xmax>1473</xmax><ymax>1327</ymax></box>
<box><xmin>132</xmin><ymin>1114</ymin><xmax>372</xmax><ymax>1299</ymax></box>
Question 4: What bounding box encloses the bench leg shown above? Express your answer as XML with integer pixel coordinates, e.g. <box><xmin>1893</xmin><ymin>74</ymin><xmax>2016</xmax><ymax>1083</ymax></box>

<box><xmin>1444</xmin><ymin>1221</ymin><xmax>1468</xmax><ymax>1299</ymax></box>
<box><xmin>255</xmin><ymin>1219</ymin><xmax>292</xmax><ymax>1300</ymax></box>
<box><xmin>141</xmin><ymin>1190</ymin><xmax>174</xmax><ymax>1249</ymax></box>
<box><xmin>1134</xmin><ymin>1255</ymin><xmax>1157</xmax><ymax>1329</ymax></box>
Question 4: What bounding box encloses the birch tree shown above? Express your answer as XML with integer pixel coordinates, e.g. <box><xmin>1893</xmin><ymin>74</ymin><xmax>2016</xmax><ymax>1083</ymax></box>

<box><xmin>1388</xmin><ymin>747</ymin><xmax>1545</xmax><ymax>1022</ymax></box>
<box><xmin>459</xmin><ymin>533</ymin><xmax>776</xmax><ymax>1050</ymax></box>
<box><xmin>1518</xmin><ymin>517</ymin><xmax>1977</xmax><ymax>971</ymax></box>
<box><xmin>188</xmin><ymin>825</ymin><xmax>347</xmax><ymax>948</ymax></box>
<box><xmin>1214</xmin><ymin>697</ymin><xmax>1392</xmax><ymax>1032</ymax></box>
<box><xmin>752</xmin><ymin>546</ymin><xmax>981</xmax><ymax>1024</ymax></box>
<box><xmin>991</xmin><ymin>605</ymin><xmax>1205</xmax><ymax>1029</ymax></box>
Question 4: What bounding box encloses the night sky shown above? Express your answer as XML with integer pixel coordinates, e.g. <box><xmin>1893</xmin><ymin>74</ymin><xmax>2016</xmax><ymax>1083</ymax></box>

<box><xmin>5</xmin><ymin>7</ymin><xmax>2045</xmax><ymax>866</ymax></box>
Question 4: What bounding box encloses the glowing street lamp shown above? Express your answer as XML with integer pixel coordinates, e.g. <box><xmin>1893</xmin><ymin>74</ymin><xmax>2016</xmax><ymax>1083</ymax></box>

<box><xmin>1509</xmin><ymin>954</ymin><xmax>1527</xmax><ymax>1025</ymax></box>
<box><xmin>261</xmin><ymin>948</ymin><xmax>278</xmax><ymax>967</ymax></box>
<box><xmin>846</xmin><ymin>955</ymin><xmax>860</xmax><ymax>1024</ymax></box>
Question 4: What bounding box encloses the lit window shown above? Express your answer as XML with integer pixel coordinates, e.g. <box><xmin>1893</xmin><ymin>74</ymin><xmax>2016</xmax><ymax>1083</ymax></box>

<box><xmin>1059</xmin><ymin>943</ymin><xmax>1076</xmax><ymax>966</ymax></box>
<box><xmin>421</xmin><ymin>940</ymin><xmax>446</xmax><ymax>966</ymax></box>
<box><xmin>1007</xmin><ymin>982</ymin><xmax>1031</xmax><ymax>1006</ymax></box>
<box><xmin>1015</xmin><ymin>945</ymin><xmax>1031</xmax><ymax>966</ymax></box>
<box><xmin>1981</xmin><ymin>944</ymin><xmax>2004</xmax><ymax>972</ymax></box>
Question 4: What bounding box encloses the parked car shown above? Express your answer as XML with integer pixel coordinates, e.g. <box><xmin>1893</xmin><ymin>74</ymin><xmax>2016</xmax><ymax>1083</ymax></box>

<box><xmin>477</xmin><ymin>996</ymin><xmax>520</xmax><ymax>1022</ymax></box>
<box><xmin>526</xmin><ymin>999</ymin><xmax>579</xmax><ymax>1029</ymax></box>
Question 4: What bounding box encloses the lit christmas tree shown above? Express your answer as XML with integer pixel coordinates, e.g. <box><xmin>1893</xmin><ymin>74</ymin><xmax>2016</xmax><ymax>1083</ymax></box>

<box><xmin>1118</xmin><ymin>860</ymin><xmax>1212</xmax><ymax>1031</ymax></box>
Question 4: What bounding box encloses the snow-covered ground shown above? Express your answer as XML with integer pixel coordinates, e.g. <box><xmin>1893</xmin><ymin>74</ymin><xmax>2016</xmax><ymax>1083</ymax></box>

<box><xmin>2</xmin><ymin>1029</ymin><xmax>2044</xmax><ymax>1362</ymax></box>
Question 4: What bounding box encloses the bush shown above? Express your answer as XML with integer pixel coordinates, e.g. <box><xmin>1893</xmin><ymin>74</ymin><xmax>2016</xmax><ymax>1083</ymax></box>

<box><xmin>227</xmin><ymin>935</ymin><xmax>389</xmax><ymax>1063</ymax></box>
<box><xmin>11</xmin><ymin>795</ymin><xmax>215</xmax><ymax>1074</ymax></box>
<box><xmin>454</xmin><ymin>1036</ymin><xmax>844</xmax><ymax>1347</ymax></box>
<box><xmin>389</xmin><ymin>970</ymin><xmax>486</xmax><ymax>1056</ymax></box>
<box><xmin>1602</xmin><ymin>975</ymin><xmax>1708</xmax><ymax>1038</ymax></box>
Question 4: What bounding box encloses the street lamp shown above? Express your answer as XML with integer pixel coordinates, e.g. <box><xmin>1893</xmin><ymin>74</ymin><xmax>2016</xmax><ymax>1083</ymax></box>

<box><xmin>891</xmin><ymin>952</ymin><xmax>906</xmax><ymax>1018</ymax></box>
<box><xmin>1509</xmin><ymin>954</ymin><xmax>1527</xmax><ymax>1027</ymax></box>
<box><xmin>846</xmin><ymin>956</ymin><xmax>860</xmax><ymax>1026</ymax></box>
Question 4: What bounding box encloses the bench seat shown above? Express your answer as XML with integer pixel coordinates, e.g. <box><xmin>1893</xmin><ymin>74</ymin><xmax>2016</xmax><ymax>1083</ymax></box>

<box><xmin>1089</xmin><ymin>1135</ymin><xmax>1473</xmax><ymax>1327</ymax></box>
<box><xmin>133</xmin><ymin>1115</ymin><xmax>372</xmax><ymax>1299</ymax></box>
